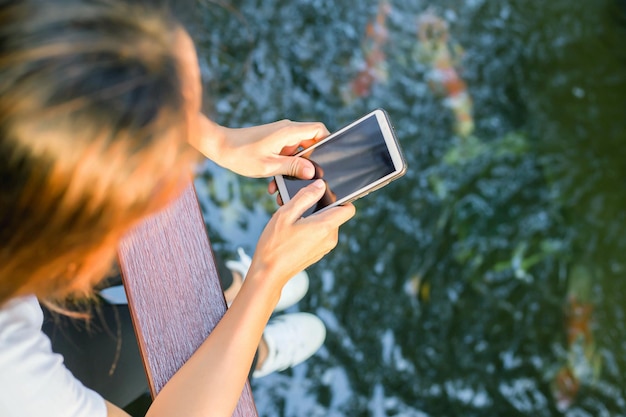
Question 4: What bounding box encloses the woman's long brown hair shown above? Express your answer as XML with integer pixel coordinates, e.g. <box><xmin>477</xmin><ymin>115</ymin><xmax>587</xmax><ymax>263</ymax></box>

<box><xmin>0</xmin><ymin>0</ymin><xmax>198</xmax><ymax>307</ymax></box>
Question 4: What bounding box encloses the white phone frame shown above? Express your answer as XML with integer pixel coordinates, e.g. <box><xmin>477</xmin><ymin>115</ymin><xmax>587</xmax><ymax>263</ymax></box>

<box><xmin>275</xmin><ymin>108</ymin><xmax>407</xmax><ymax>215</ymax></box>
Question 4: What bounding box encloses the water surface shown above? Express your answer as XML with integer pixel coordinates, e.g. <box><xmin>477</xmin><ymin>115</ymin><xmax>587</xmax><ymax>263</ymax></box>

<box><xmin>191</xmin><ymin>0</ymin><xmax>626</xmax><ymax>415</ymax></box>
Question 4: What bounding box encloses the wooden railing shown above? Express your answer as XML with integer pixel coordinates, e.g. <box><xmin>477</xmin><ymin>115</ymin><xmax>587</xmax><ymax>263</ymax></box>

<box><xmin>118</xmin><ymin>183</ymin><xmax>258</xmax><ymax>416</ymax></box>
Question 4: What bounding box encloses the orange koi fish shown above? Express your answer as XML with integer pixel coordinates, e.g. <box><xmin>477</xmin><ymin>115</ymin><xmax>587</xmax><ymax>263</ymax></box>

<box><xmin>415</xmin><ymin>10</ymin><xmax>474</xmax><ymax>138</ymax></box>
<box><xmin>551</xmin><ymin>265</ymin><xmax>602</xmax><ymax>411</ymax></box>
<box><xmin>342</xmin><ymin>0</ymin><xmax>391</xmax><ymax>103</ymax></box>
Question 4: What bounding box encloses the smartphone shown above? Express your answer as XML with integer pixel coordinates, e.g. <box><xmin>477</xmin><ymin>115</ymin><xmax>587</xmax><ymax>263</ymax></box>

<box><xmin>275</xmin><ymin>109</ymin><xmax>407</xmax><ymax>217</ymax></box>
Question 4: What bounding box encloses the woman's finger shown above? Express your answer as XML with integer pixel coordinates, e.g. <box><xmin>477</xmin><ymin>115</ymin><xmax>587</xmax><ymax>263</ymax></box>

<box><xmin>268</xmin><ymin>179</ymin><xmax>278</xmax><ymax>194</ymax></box>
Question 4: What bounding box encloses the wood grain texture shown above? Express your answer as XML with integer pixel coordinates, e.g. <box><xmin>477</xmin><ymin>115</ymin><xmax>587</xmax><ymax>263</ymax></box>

<box><xmin>118</xmin><ymin>183</ymin><xmax>258</xmax><ymax>417</ymax></box>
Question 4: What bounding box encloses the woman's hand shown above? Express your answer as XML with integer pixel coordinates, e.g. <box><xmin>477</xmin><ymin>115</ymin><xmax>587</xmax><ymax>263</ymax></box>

<box><xmin>193</xmin><ymin>115</ymin><xmax>329</xmax><ymax>180</ymax></box>
<box><xmin>246</xmin><ymin>180</ymin><xmax>355</xmax><ymax>299</ymax></box>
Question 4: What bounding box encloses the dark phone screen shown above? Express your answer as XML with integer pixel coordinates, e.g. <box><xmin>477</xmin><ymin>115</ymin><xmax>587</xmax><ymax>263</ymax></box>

<box><xmin>283</xmin><ymin>114</ymin><xmax>395</xmax><ymax>216</ymax></box>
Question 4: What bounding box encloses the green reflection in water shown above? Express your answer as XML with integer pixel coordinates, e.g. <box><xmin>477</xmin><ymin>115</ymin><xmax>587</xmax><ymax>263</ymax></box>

<box><xmin>192</xmin><ymin>0</ymin><xmax>626</xmax><ymax>415</ymax></box>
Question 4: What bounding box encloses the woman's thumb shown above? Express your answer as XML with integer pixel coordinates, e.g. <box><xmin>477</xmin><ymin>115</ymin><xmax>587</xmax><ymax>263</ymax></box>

<box><xmin>279</xmin><ymin>155</ymin><xmax>315</xmax><ymax>179</ymax></box>
<box><xmin>283</xmin><ymin>179</ymin><xmax>326</xmax><ymax>220</ymax></box>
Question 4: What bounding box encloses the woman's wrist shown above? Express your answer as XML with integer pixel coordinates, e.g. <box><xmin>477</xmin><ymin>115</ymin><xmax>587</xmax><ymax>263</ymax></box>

<box><xmin>241</xmin><ymin>264</ymin><xmax>283</xmax><ymax>309</ymax></box>
<box><xmin>193</xmin><ymin>115</ymin><xmax>229</xmax><ymax>163</ymax></box>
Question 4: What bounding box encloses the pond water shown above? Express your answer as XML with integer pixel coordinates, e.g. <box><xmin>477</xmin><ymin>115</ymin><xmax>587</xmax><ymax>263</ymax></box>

<box><xmin>189</xmin><ymin>0</ymin><xmax>626</xmax><ymax>415</ymax></box>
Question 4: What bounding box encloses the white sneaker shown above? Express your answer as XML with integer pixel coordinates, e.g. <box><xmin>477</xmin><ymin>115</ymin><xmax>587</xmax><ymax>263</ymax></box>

<box><xmin>253</xmin><ymin>312</ymin><xmax>326</xmax><ymax>378</ymax></box>
<box><xmin>226</xmin><ymin>247</ymin><xmax>309</xmax><ymax>312</ymax></box>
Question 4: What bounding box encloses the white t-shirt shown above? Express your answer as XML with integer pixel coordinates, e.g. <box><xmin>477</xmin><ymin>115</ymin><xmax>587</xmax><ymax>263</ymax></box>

<box><xmin>0</xmin><ymin>295</ymin><xmax>107</xmax><ymax>417</ymax></box>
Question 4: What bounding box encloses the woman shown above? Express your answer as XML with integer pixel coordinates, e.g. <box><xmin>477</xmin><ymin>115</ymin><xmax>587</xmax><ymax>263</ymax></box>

<box><xmin>0</xmin><ymin>1</ymin><xmax>355</xmax><ymax>416</ymax></box>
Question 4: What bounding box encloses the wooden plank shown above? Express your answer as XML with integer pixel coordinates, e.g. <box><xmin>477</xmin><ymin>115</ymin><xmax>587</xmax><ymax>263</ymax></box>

<box><xmin>117</xmin><ymin>182</ymin><xmax>258</xmax><ymax>416</ymax></box>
